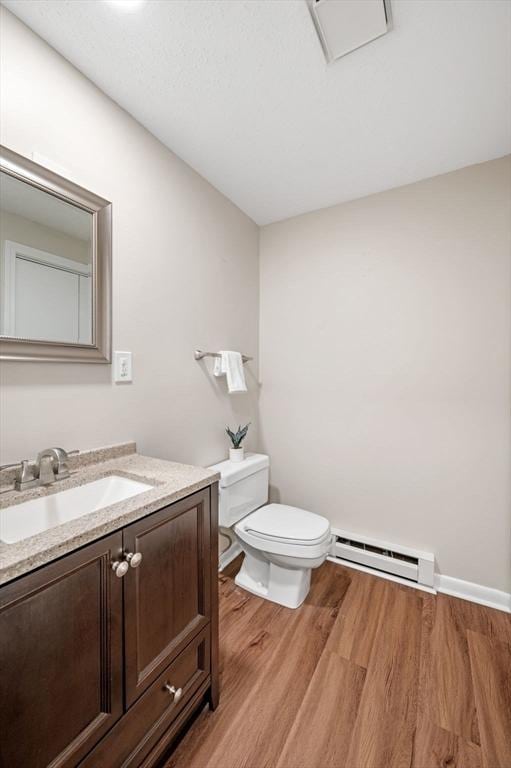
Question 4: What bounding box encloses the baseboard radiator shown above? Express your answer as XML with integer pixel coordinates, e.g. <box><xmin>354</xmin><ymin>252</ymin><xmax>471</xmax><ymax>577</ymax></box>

<box><xmin>329</xmin><ymin>527</ymin><xmax>435</xmax><ymax>589</ymax></box>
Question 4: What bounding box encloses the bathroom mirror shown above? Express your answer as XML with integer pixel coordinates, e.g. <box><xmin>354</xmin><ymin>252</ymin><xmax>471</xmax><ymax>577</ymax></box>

<box><xmin>0</xmin><ymin>146</ymin><xmax>111</xmax><ymax>362</ymax></box>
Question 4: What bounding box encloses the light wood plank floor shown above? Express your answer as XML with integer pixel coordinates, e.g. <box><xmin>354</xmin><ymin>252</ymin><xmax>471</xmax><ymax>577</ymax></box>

<box><xmin>164</xmin><ymin>558</ymin><xmax>511</xmax><ymax>768</ymax></box>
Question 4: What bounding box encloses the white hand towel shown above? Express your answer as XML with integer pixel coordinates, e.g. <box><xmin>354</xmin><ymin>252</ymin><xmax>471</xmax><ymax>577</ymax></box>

<box><xmin>213</xmin><ymin>351</ymin><xmax>247</xmax><ymax>393</ymax></box>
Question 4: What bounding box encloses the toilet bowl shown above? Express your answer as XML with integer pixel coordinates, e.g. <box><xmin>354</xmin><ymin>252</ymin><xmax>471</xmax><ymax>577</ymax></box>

<box><xmin>209</xmin><ymin>453</ymin><xmax>332</xmax><ymax>609</ymax></box>
<box><xmin>235</xmin><ymin>503</ymin><xmax>332</xmax><ymax>608</ymax></box>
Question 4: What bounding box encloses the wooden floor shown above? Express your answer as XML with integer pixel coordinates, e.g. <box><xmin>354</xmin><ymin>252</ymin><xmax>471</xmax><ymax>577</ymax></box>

<box><xmin>164</xmin><ymin>558</ymin><xmax>511</xmax><ymax>768</ymax></box>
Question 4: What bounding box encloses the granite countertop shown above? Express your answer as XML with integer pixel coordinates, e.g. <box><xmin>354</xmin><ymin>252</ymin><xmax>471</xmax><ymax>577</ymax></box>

<box><xmin>0</xmin><ymin>442</ymin><xmax>220</xmax><ymax>586</ymax></box>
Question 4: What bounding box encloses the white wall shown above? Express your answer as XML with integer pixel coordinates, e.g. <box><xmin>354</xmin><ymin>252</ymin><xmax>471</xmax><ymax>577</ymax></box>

<box><xmin>260</xmin><ymin>157</ymin><xmax>511</xmax><ymax>593</ymax></box>
<box><xmin>0</xmin><ymin>8</ymin><xmax>260</xmax><ymax>467</ymax></box>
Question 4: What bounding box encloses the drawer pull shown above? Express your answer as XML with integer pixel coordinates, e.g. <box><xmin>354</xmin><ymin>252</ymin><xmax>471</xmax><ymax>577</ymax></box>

<box><xmin>111</xmin><ymin>559</ymin><xmax>129</xmax><ymax>578</ymax></box>
<box><xmin>126</xmin><ymin>552</ymin><xmax>143</xmax><ymax>569</ymax></box>
<box><xmin>164</xmin><ymin>683</ymin><xmax>183</xmax><ymax>703</ymax></box>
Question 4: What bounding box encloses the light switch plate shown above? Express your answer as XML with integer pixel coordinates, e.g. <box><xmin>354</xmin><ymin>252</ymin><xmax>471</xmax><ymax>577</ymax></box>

<box><xmin>113</xmin><ymin>351</ymin><xmax>133</xmax><ymax>383</ymax></box>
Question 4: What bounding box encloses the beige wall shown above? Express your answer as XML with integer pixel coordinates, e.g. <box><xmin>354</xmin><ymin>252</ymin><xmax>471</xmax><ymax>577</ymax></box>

<box><xmin>1</xmin><ymin>8</ymin><xmax>510</xmax><ymax>593</ymax></box>
<box><xmin>0</xmin><ymin>8</ymin><xmax>259</xmax><ymax>467</ymax></box>
<box><xmin>260</xmin><ymin>157</ymin><xmax>511</xmax><ymax>592</ymax></box>
<box><xmin>0</xmin><ymin>209</ymin><xmax>91</xmax><ymax>265</ymax></box>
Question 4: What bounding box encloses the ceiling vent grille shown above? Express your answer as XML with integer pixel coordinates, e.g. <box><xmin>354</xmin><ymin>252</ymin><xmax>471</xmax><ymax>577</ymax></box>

<box><xmin>329</xmin><ymin>527</ymin><xmax>435</xmax><ymax>589</ymax></box>
<box><xmin>309</xmin><ymin>0</ymin><xmax>391</xmax><ymax>63</ymax></box>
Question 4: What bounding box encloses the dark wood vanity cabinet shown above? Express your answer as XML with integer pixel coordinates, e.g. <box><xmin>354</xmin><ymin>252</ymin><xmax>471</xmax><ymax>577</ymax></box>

<box><xmin>0</xmin><ymin>532</ymin><xmax>124</xmax><ymax>768</ymax></box>
<box><xmin>0</xmin><ymin>484</ymin><xmax>219</xmax><ymax>768</ymax></box>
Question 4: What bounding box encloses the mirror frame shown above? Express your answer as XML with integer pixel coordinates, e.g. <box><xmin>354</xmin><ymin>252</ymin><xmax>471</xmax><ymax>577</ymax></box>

<box><xmin>0</xmin><ymin>145</ymin><xmax>111</xmax><ymax>363</ymax></box>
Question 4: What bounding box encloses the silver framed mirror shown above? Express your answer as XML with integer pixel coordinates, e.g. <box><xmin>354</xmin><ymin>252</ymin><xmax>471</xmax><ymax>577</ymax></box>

<box><xmin>0</xmin><ymin>145</ymin><xmax>111</xmax><ymax>362</ymax></box>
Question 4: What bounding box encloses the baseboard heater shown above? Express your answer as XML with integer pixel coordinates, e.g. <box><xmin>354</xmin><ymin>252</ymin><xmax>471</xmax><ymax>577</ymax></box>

<box><xmin>329</xmin><ymin>527</ymin><xmax>435</xmax><ymax>590</ymax></box>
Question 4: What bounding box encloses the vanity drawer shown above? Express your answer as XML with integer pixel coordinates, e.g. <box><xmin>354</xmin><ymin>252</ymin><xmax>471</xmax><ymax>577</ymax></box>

<box><xmin>80</xmin><ymin>627</ymin><xmax>210</xmax><ymax>768</ymax></box>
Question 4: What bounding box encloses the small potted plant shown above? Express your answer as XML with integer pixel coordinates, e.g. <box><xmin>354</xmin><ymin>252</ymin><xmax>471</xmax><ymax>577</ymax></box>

<box><xmin>226</xmin><ymin>423</ymin><xmax>250</xmax><ymax>462</ymax></box>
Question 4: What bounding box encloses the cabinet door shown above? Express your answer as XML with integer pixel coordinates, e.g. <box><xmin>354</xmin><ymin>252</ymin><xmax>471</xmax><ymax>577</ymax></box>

<box><xmin>123</xmin><ymin>488</ymin><xmax>211</xmax><ymax>706</ymax></box>
<box><xmin>0</xmin><ymin>532</ymin><xmax>123</xmax><ymax>768</ymax></box>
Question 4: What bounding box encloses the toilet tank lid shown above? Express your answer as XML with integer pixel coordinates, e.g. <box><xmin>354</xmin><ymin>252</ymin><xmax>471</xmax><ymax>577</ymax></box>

<box><xmin>209</xmin><ymin>453</ymin><xmax>269</xmax><ymax>488</ymax></box>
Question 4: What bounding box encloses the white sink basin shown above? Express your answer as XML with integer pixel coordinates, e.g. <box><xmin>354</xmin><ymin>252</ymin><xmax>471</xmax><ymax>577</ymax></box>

<box><xmin>0</xmin><ymin>475</ymin><xmax>153</xmax><ymax>544</ymax></box>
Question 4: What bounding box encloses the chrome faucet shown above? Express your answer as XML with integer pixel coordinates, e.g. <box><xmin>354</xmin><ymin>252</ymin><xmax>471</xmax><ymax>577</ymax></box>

<box><xmin>36</xmin><ymin>447</ymin><xmax>73</xmax><ymax>484</ymax></box>
<box><xmin>0</xmin><ymin>447</ymin><xmax>78</xmax><ymax>491</ymax></box>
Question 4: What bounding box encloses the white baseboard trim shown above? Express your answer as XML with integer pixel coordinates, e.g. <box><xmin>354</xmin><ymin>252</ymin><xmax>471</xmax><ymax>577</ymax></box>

<box><xmin>329</xmin><ymin>555</ymin><xmax>511</xmax><ymax>613</ymax></box>
<box><xmin>435</xmin><ymin>574</ymin><xmax>511</xmax><ymax>614</ymax></box>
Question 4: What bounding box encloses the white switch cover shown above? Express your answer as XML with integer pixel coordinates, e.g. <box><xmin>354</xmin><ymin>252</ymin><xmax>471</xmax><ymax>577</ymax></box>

<box><xmin>113</xmin><ymin>351</ymin><xmax>133</xmax><ymax>383</ymax></box>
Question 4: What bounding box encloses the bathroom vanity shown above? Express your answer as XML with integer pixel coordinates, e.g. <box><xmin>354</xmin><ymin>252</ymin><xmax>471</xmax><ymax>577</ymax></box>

<box><xmin>0</xmin><ymin>443</ymin><xmax>219</xmax><ymax>768</ymax></box>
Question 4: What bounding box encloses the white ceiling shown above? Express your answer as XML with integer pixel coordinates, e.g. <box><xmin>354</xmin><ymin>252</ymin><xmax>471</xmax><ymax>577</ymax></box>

<box><xmin>3</xmin><ymin>0</ymin><xmax>510</xmax><ymax>225</ymax></box>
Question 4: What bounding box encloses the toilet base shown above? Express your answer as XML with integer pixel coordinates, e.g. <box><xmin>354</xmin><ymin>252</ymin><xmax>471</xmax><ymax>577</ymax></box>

<box><xmin>235</xmin><ymin>550</ymin><xmax>311</xmax><ymax>609</ymax></box>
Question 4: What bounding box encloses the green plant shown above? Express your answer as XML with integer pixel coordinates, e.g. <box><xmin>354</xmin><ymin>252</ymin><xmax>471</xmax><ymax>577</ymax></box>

<box><xmin>226</xmin><ymin>423</ymin><xmax>250</xmax><ymax>449</ymax></box>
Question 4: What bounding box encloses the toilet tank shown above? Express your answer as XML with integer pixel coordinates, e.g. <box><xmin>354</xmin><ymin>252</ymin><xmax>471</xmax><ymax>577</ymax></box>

<box><xmin>209</xmin><ymin>453</ymin><xmax>269</xmax><ymax>528</ymax></box>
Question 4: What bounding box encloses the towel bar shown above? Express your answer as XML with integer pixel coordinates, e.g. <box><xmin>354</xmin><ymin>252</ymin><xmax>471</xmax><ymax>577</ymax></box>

<box><xmin>194</xmin><ymin>349</ymin><xmax>252</xmax><ymax>364</ymax></box>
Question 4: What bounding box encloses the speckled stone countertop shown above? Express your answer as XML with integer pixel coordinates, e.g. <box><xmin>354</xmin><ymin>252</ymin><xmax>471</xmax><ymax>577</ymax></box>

<box><xmin>0</xmin><ymin>442</ymin><xmax>219</xmax><ymax>586</ymax></box>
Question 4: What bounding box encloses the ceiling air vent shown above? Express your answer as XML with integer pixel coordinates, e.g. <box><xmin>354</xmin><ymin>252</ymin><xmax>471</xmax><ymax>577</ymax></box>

<box><xmin>309</xmin><ymin>0</ymin><xmax>391</xmax><ymax>63</ymax></box>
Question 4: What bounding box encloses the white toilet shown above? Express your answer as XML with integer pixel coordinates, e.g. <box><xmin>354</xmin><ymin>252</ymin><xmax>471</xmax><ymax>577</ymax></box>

<box><xmin>210</xmin><ymin>453</ymin><xmax>332</xmax><ymax>609</ymax></box>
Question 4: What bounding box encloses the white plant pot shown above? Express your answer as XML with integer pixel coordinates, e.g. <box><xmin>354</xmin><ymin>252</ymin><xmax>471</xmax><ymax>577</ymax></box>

<box><xmin>229</xmin><ymin>447</ymin><xmax>244</xmax><ymax>462</ymax></box>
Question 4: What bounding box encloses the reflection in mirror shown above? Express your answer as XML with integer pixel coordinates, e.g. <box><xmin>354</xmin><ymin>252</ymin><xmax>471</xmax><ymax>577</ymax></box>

<box><xmin>0</xmin><ymin>171</ymin><xmax>93</xmax><ymax>344</ymax></box>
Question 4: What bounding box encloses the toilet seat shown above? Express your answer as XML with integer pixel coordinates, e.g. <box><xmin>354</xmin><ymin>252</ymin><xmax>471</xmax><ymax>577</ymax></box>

<box><xmin>235</xmin><ymin>503</ymin><xmax>332</xmax><ymax>560</ymax></box>
<box><xmin>243</xmin><ymin>504</ymin><xmax>330</xmax><ymax>545</ymax></box>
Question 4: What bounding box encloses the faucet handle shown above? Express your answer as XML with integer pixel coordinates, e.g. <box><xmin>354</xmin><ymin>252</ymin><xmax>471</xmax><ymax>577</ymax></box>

<box><xmin>15</xmin><ymin>460</ymin><xmax>37</xmax><ymax>490</ymax></box>
<box><xmin>19</xmin><ymin>460</ymin><xmax>34</xmax><ymax>481</ymax></box>
<box><xmin>0</xmin><ymin>459</ymin><xmax>33</xmax><ymax>478</ymax></box>
<box><xmin>0</xmin><ymin>460</ymin><xmax>37</xmax><ymax>491</ymax></box>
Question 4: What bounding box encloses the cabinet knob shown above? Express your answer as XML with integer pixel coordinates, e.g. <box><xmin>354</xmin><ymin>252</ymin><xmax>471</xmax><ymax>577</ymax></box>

<box><xmin>126</xmin><ymin>552</ymin><xmax>143</xmax><ymax>569</ymax></box>
<box><xmin>111</xmin><ymin>559</ymin><xmax>129</xmax><ymax>578</ymax></box>
<box><xmin>164</xmin><ymin>683</ymin><xmax>183</xmax><ymax>703</ymax></box>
